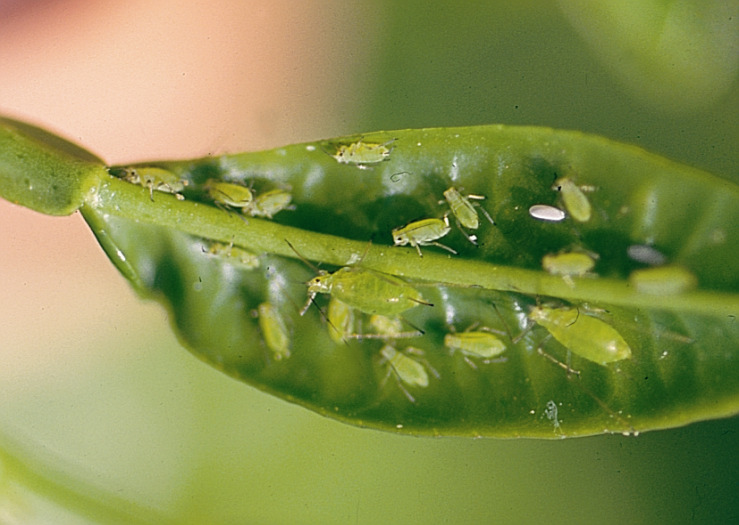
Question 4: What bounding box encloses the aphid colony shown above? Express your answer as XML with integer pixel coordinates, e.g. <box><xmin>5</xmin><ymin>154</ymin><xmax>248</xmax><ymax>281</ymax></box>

<box><xmin>112</xmin><ymin>149</ymin><xmax>696</xmax><ymax>405</ymax></box>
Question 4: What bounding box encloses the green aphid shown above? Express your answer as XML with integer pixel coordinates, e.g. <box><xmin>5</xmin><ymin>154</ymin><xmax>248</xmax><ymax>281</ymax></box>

<box><xmin>113</xmin><ymin>166</ymin><xmax>187</xmax><ymax>201</ymax></box>
<box><xmin>542</xmin><ymin>251</ymin><xmax>596</xmax><ymax>287</ymax></box>
<box><xmin>206</xmin><ymin>241</ymin><xmax>260</xmax><ymax>270</ymax></box>
<box><xmin>392</xmin><ymin>216</ymin><xmax>456</xmax><ymax>257</ymax></box>
<box><xmin>442</xmin><ymin>186</ymin><xmax>495</xmax><ymax>244</ymax></box>
<box><xmin>553</xmin><ymin>177</ymin><xmax>592</xmax><ymax>222</ymax></box>
<box><xmin>331</xmin><ymin>138</ymin><xmax>395</xmax><ymax>169</ymax></box>
<box><xmin>628</xmin><ymin>265</ymin><xmax>697</xmax><ymax>295</ymax></box>
<box><xmin>244</xmin><ymin>188</ymin><xmax>293</xmax><ymax>219</ymax></box>
<box><xmin>444</xmin><ymin>328</ymin><xmax>507</xmax><ymax>367</ymax></box>
<box><xmin>305</xmin><ymin>267</ymin><xmax>431</xmax><ymax>317</ymax></box>
<box><xmin>529</xmin><ymin>306</ymin><xmax>632</xmax><ymax>365</ymax></box>
<box><xmin>204</xmin><ymin>179</ymin><xmax>254</xmax><ymax>210</ymax></box>
<box><xmin>380</xmin><ymin>345</ymin><xmax>437</xmax><ymax>403</ymax></box>
<box><xmin>257</xmin><ymin>302</ymin><xmax>291</xmax><ymax>361</ymax></box>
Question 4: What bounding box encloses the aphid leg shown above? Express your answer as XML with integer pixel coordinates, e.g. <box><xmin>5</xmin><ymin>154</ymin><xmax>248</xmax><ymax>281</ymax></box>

<box><xmin>378</xmin><ymin>358</ymin><xmax>417</xmax><ymax>403</ymax></box>
<box><xmin>452</xmin><ymin>215</ymin><xmax>478</xmax><ymax>245</ymax></box>
<box><xmin>430</xmin><ymin>241</ymin><xmax>458</xmax><ymax>255</ymax></box>
<box><xmin>475</xmin><ymin>202</ymin><xmax>495</xmax><ymax>226</ymax></box>
<box><xmin>536</xmin><ymin>346</ymin><xmax>581</xmax><ymax>377</ymax></box>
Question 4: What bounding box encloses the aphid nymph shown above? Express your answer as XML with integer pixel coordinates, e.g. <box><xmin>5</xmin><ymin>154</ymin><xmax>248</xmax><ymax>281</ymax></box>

<box><xmin>392</xmin><ymin>215</ymin><xmax>456</xmax><ymax>257</ymax></box>
<box><xmin>331</xmin><ymin>138</ymin><xmax>395</xmax><ymax>169</ymax></box>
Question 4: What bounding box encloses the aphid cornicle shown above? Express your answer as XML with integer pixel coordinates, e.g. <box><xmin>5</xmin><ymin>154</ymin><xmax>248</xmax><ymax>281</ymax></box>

<box><xmin>553</xmin><ymin>177</ymin><xmax>592</xmax><ymax>222</ymax></box>
<box><xmin>331</xmin><ymin>138</ymin><xmax>395</xmax><ymax>169</ymax></box>
<box><xmin>392</xmin><ymin>215</ymin><xmax>457</xmax><ymax>257</ymax></box>
<box><xmin>442</xmin><ymin>187</ymin><xmax>495</xmax><ymax>243</ymax></box>
<box><xmin>529</xmin><ymin>306</ymin><xmax>632</xmax><ymax>365</ymax></box>
<box><xmin>204</xmin><ymin>179</ymin><xmax>254</xmax><ymax>210</ymax></box>
<box><xmin>305</xmin><ymin>266</ymin><xmax>431</xmax><ymax>317</ymax></box>
<box><xmin>257</xmin><ymin>302</ymin><xmax>291</xmax><ymax>360</ymax></box>
<box><xmin>380</xmin><ymin>345</ymin><xmax>437</xmax><ymax>402</ymax></box>
<box><xmin>113</xmin><ymin>167</ymin><xmax>187</xmax><ymax>201</ymax></box>
<box><xmin>444</xmin><ymin>328</ymin><xmax>507</xmax><ymax>366</ymax></box>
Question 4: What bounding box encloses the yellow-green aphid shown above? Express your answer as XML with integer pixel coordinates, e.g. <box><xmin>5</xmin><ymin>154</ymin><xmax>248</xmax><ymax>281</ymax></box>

<box><xmin>347</xmin><ymin>314</ymin><xmax>422</xmax><ymax>340</ymax></box>
<box><xmin>206</xmin><ymin>241</ymin><xmax>260</xmax><ymax>270</ymax></box>
<box><xmin>305</xmin><ymin>267</ymin><xmax>431</xmax><ymax>317</ymax></box>
<box><xmin>380</xmin><ymin>345</ymin><xmax>436</xmax><ymax>402</ymax></box>
<box><xmin>444</xmin><ymin>329</ymin><xmax>507</xmax><ymax>367</ymax></box>
<box><xmin>115</xmin><ymin>167</ymin><xmax>187</xmax><ymax>201</ymax></box>
<box><xmin>327</xmin><ymin>296</ymin><xmax>355</xmax><ymax>343</ymax></box>
<box><xmin>529</xmin><ymin>306</ymin><xmax>632</xmax><ymax>365</ymax></box>
<box><xmin>628</xmin><ymin>265</ymin><xmax>697</xmax><ymax>295</ymax></box>
<box><xmin>442</xmin><ymin>187</ymin><xmax>495</xmax><ymax>244</ymax></box>
<box><xmin>554</xmin><ymin>177</ymin><xmax>591</xmax><ymax>222</ymax></box>
<box><xmin>257</xmin><ymin>302</ymin><xmax>291</xmax><ymax>360</ymax></box>
<box><xmin>204</xmin><ymin>179</ymin><xmax>254</xmax><ymax>210</ymax></box>
<box><xmin>245</xmin><ymin>189</ymin><xmax>293</xmax><ymax>218</ymax></box>
<box><xmin>392</xmin><ymin>215</ymin><xmax>456</xmax><ymax>257</ymax></box>
<box><xmin>332</xmin><ymin>138</ymin><xmax>395</xmax><ymax>169</ymax></box>
<box><xmin>542</xmin><ymin>252</ymin><xmax>596</xmax><ymax>287</ymax></box>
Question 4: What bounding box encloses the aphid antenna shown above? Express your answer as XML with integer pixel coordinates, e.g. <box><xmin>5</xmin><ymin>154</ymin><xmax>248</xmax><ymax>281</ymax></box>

<box><xmin>285</xmin><ymin>239</ymin><xmax>322</xmax><ymax>274</ymax></box>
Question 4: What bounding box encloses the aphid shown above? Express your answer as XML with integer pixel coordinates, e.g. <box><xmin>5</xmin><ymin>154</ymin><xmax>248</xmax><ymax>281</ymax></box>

<box><xmin>528</xmin><ymin>204</ymin><xmax>566</xmax><ymax>222</ymax></box>
<box><xmin>380</xmin><ymin>345</ymin><xmax>437</xmax><ymax>402</ymax></box>
<box><xmin>444</xmin><ymin>327</ymin><xmax>507</xmax><ymax>368</ymax></box>
<box><xmin>245</xmin><ymin>189</ymin><xmax>293</xmax><ymax>218</ymax></box>
<box><xmin>204</xmin><ymin>179</ymin><xmax>254</xmax><ymax>210</ymax></box>
<box><xmin>529</xmin><ymin>306</ymin><xmax>632</xmax><ymax>366</ymax></box>
<box><xmin>257</xmin><ymin>302</ymin><xmax>291</xmax><ymax>360</ymax></box>
<box><xmin>331</xmin><ymin>138</ymin><xmax>395</xmax><ymax>169</ymax></box>
<box><xmin>205</xmin><ymin>241</ymin><xmax>260</xmax><ymax>270</ymax></box>
<box><xmin>542</xmin><ymin>252</ymin><xmax>596</xmax><ymax>287</ymax></box>
<box><xmin>346</xmin><ymin>314</ymin><xmax>423</xmax><ymax>340</ymax></box>
<box><xmin>392</xmin><ymin>215</ymin><xmax>457</xmax><ymax>257</ymax></box>
<box><xmin>112</xmin><ymin>167</ymin><xmax>187</xmax><ymax>201</ymax></box>
<box><xmin>553</xmin><ymin>177</ymin><xmax>591</xmax><ymax>222</ymax></box>
<box><xmin>627</xmin><ymin>244</ymin><xmax>667</xmax><ymax>266</ymax></box>
<box><xmin>442</xmin><ymin>186</ymin><xmax>495</xmax><ymax>244</ymax></box>
<box><xmin>628</xmin><ymin>265</ymin><xmax>697</xmax><ymax>295</ymax></box>
<box><xmin>326</xmin><ymin>296</ymin><xmax>355</xmax><ymax>343</ymax></box>
<box><xmin>305</xmin><ymin>266</ymin><xmax>431</xmax><ymax>317</ymax></box>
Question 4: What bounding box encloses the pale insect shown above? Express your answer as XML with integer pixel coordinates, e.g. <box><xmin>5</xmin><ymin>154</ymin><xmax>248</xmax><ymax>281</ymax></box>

<box><xmin>528</xmin><ymin>204</ymin><xmax>566</xmax><ymax>222</ymax></box>
<box><xmin>380</xmin><ymin>345</ymin><xmax>438</xmax><ymax>403</ymax></box>
<box><xmin>628</xmin><ymin>265</ymin><xmax>697</xmax><ymax>295</ymax></box>
<box><xmin>244</xmin><ymin>189</ymin><xmax>293</xmax><ymax>218</ymax></box>
<box><xmin>205</xmin><ymin>241</ymin><xmax>260</xmax><ymax>270</ymax></box>
<box><xmin>204</xmin><ymin>179</ymin><xmax>254</xmax><ymax>210</ymax></box>
<box><xmin>444</xmin><ymin>327</ymin><xmax>507</xmax><ymax>368</ymax></box>
<box><xmin>346</xmin><ymin>314</ymin><xmax>423</xmax><ymax>340</ymax></box>
<box><xmin>553</xmin><ymin>177</ymin><xmax>592</xmax><ymax>222</ymax></box>
<box><xmin>542</xmin><ymin>252</ymin><xmax>596</xmax><ymax>287</ymax></box>
<box><xmin>113</xmin><ymin>167</ymin><xmax>187</xmax><ymax>201</ymax></box>
<box><xmin>442</xmin><ymin>186</ymin><xmax>495</xmax><ymax>244</ymax></box>
<box><xmin>392</xmin><ymin>215</ymin><xmax>457</xmax><ymax>257</ymax></box>
<box><xmin>286</xmin><ymin>240</ymin><xmax>432</xmax><ymax>318</ymax></box>
<box><xmin>529</xmin><ymin>306</ymin><xmax>632</xmax><ymax>368</ymax></box>
<box><xmin>257</xmin><ymin>302</ymin><xmax>291</xmax><ymax>360</ymax></box>
<box><xmin>326</xmin><ymin>296</ymin><xmax>355</xmax><ymax>343</ymax></box>
<box><xmin>331</xmin><ymin>138</ymin><xmax>395</xmax><ymax>169</ymax></box>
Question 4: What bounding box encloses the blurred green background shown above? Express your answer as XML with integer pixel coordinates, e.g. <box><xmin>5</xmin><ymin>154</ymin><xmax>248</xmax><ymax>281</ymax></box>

<box><xmin>1</xmin><ymin>1</ymin><xmax>737</xmax><ymax>523</ymax></box>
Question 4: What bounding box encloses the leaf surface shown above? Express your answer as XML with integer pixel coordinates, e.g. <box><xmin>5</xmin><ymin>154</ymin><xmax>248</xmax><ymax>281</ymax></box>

<box><xmin>3</xmin><ymin>119</ymin><xmax>738</xmax><ymax>437</ymax></box>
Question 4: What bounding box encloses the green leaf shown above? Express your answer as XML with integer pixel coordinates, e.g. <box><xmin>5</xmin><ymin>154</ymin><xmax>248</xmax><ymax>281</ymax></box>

<box><xmin>2</xmin><ymin>119</ymin><xmax>737</xmax><ymax>437</ymax></box>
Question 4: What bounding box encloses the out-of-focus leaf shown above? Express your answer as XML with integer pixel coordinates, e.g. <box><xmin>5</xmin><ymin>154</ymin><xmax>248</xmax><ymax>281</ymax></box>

<box><xmin>2</xmin><ymin>118</ymin><xmax>737</xmax><ymax>437</ymax></box>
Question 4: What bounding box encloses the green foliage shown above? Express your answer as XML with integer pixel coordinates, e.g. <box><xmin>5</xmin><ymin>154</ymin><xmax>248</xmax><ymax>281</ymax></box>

<box><xmin>2</xmin><ymin>117</ymin><xmax>737</xmax><ymax>437</ymax></box>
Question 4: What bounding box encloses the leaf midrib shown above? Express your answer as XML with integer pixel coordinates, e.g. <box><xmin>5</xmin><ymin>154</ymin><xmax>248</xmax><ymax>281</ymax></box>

<box><xmin>89</xmin><ymin>176</ymin><xmax>738</xmax><ymax>317</ymax></box>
